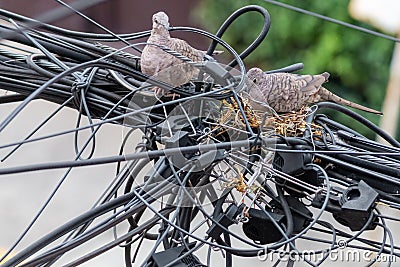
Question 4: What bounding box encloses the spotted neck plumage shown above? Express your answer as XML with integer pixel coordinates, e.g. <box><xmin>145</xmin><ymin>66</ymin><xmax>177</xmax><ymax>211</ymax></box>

<box><xmin>151</xmin><ymin>26</ymin><xmax>170</xmax><ymax>40</ymax></box>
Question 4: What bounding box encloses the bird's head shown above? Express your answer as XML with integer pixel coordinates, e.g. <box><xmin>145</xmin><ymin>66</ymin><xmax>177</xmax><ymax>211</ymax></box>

<box><xmin>152</xmin><ymin>11</ymin><xmax>170</xmax><ymax>31</ymax></box>
<box><xmin>245</xmin><ymin>67</ymin><xmax>264</xmax><ymax>92</ymax></box>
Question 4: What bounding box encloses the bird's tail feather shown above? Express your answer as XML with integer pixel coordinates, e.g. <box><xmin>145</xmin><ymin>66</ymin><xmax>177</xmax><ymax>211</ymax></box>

<box><xmin>320</xmin><ymin>87</ymin><xmax>383</xmax><ymax>115</ymax></box>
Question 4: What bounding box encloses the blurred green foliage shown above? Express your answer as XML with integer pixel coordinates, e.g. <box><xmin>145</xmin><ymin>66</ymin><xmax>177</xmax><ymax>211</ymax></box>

<box><xmin>194</xmin><ymin>0</ymin><xmax>395</xmax><ymax>139</ymax></box>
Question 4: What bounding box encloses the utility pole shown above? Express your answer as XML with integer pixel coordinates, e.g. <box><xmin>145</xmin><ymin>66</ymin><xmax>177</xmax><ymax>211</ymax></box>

<box><xmin>379</xmin><ymin>41</ymin><xmax>400</xmax><ymax>143</ymax></box>
<box><xmin>349</xmin><ymin>2</ymin><xmax>400</xmax><ymax>266</ymax></box>
<box><xmin>349</xmin><ymin>0</ymin><xmax>400</xmax><ymax>143</ymax></box>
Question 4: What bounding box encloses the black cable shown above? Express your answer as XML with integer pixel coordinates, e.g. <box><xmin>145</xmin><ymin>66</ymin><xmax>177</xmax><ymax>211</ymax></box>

<box><xmin>26</xmin><ymin>54</ymin><xmax>71</xmax><ymax>82</ymax></box>
<box><xmin>310</xmin><ymin>225</ymin><xmax>400</xmax><ymax>256</ymax></box>
<box><xmin>329</xmin><ymin>151</ymin><xmax>400</xmax><ymax>178</ymax></box>
<box><xmin>315</xmin><ymin>153</ymin><xmax>400</xmax><ymax>190</ymax></box>
<box><xmin>27</xmin><ymin>27</ymin><xmax>102</xmax><ymax>61</ymax></box>
<box><xmin>2</xmin><ymin>86</ymin><xmax>147</xmax><ymax>265</ymax></box>
<box><xmin>123</xmin><ymin>224</ymin><xmax>135</xmax><ymax>267</ymax></box>
<box><xmin>338</xmin><ymin>131</ymin><xmax>400</xmax><ymax>161</ymax></box>
<box><xmin>317</xmin><ymin>102</ymin><xmax>400</xmax><ymax>147</ymax></box>
<box><xmin>262</xmin><ymin>0</ymin><xmax>400</xmax><ymax>43</ymax></box>
<box><xmin>168</xmin><ymin>26</ymin><xmax>246</xmax><ymax>97</ymax></box>
<box><xmin>0</xmin><ymin>59</ymin><xmax>144</xmax><ymax>132</ymax></box>
<box><xmin>18</xmin><ymin>182</ymin><xmax>174</xmax><ymax>267</ymax></box>
<box><xmin>276</xmin><ymin>186</ymin><xmax>294</xmax><ymax>242</ymax></box>
<box><xmin>0</xmin><ymin>8</ymin><xmax>149</xmax><ymax>40</ymax></box>
<box><xmin>3</xmin><ymin>4</ymin><xmax>400</xmax><ymax>266</ymax></box>
<box><xmin>2</xmin><ymin>190</ymin><xmax>143</xmax><ymax>267</ymax></box>
<box><xmin>206</xmin><ymin>5</ymin><xmax>271</xmax><ymax>68</ymax></box>
<box><xmin>0</xmin><ymin>93</ymin><xmax>26</xmax><ymax>103</ymax></box>
<box><xmin>223</xmin><ymin>231</ymin><xmax>233</xmax><ymax>267</ymax></box>
<box><xmin>1</xmin><ymin>96</ymin><xmax>74</xmax><ymax>162</ymax></box>
<box><xmin>54</xmin><ymin>34</ymin><xmax>140</xmax><ymax>69</ymax></box>
<box><xmin>0</xmin><ymin>61</ymin><xmax>45</xmax><ymax>78</ymax></box>
<box><xmin>0</xmin><ymin>0</ymin><xmax>108</xmax><ymax>37</ymax></box>
<box><xmin>0</xmin><ymin>25</ymin><xmax>95</xmax><ymax>62</ymax></box>
<box><xmin>73</xmin><ymin>68</ymin><xmax>96</xmax><ymax>159</ymax></box>
<box><xmin>315</xmin><ymin>114</ymin><xmax>365</xmax><ymax>138</ymax></box>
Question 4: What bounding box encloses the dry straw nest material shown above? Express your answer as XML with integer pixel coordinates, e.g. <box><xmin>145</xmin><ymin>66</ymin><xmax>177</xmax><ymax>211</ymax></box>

<box><xmin>219</xmin><ymin>98</ymin><xmax>323</xmax><ymax>137</ymax></box>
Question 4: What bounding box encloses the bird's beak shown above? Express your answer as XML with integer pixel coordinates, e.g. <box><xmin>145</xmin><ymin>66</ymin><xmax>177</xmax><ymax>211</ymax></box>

<box><xmin>164</xmin><ymin>23</ymin><xmax>171</xmax><ymax>31</ymax></box>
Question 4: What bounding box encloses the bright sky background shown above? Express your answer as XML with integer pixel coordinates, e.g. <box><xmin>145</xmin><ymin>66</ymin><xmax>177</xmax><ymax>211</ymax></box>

<box><xmin>350</xmin><ymin>0</ymin><xmax>400</xmax><ymax>33</ymax></box>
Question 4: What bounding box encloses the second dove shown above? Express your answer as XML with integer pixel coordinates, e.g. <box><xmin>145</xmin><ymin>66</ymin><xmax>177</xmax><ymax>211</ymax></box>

<box><xmin>245</xmin><ymin>67</ymin><xmax>382</xmax><ymax>114</ymax></box>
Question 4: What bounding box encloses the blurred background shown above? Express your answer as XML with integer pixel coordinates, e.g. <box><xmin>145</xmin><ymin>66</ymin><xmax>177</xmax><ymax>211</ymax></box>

<box><xmin>1</xmin><ymin>0</ymin><xmax>398</xmax><ymax>138</ymax></box>
<box><xmin>195</xmin><ymin>0</ymin><xmax>399</xmax><ymax>141</ymax></box>
<box><xmin>0</xmin><ymin>0</ymin><xmax>399</xmax><ymax>266</ymax></box>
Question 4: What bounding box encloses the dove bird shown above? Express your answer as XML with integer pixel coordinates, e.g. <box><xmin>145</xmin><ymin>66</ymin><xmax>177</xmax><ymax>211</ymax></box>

<box><xmin>245</xmin><ymin>68</ymin><xmax>382</xmax><ymax>114</ymax></box>
<box><xmin>141</xmin><ymin>11</ymin><xmax>214</xmax><ymax>88</ymax></box>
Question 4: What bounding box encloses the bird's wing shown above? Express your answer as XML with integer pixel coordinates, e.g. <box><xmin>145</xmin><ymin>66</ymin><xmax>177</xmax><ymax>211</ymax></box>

<box><xmin>167</xmin><ymin>37</ymin><xmax>204</xmax><ymax>62</ymax></box>
<box><xmin>296</xmin><ymin>73</ymin><xmax>327</xmax><ymax>96</ymax></box>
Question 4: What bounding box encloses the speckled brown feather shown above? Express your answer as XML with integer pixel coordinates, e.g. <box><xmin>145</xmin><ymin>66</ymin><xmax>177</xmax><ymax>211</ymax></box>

<box><xmin>245</xmin><ymin>68</ymin><xmax>382</xmax><ymax>114</ymax></box>
<box><xmin>140</xmin><ymin>12</ymin><xmax>206</xmax><ymax>87</ymax></box>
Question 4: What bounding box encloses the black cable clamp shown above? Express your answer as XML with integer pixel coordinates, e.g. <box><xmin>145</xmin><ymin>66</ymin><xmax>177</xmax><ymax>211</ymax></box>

<box><xmin>150</xmin><ymin>242</ymin><xmax>205</xmax><ymax>267</ymax></box>
<box><xmin>313</xmin><ymin>180</ymin><xmax>379</xmax><ymax>231</ymax></box>
<box><xmin>207</xmin><ymin>203</ymin><xmax>246</xmax><ymax>240</ymax></box>
<box><xmin>273</xmin><ymin>145</ymin><xmax>324</xmax><ymax>196</ymax></box>
<box><xmin>71</xmin><ymin>79</ymin><xmax>88</xmax><ymax>110</ymax></box>
<box><xmin>243</xmin><ymin>196</ymin><xmax>312</xmax><ymax>244</ymax></box>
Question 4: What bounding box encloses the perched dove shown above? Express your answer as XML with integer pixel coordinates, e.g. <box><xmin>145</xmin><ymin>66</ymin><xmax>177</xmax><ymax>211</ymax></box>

<box><xmin>141</xmin><ymin>11</ymin><xmax>215</xmax><ymax>88</ymax></box>
<box><xmin>245</xmin><ymin>68</ymin><xmax>382</xmax><ymax>114</ymax></box>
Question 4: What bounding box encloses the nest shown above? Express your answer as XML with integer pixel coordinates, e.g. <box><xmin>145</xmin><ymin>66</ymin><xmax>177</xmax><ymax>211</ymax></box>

<box><xmin>219</xmin><ymin>98</ymin><xmax>323</xmax><ymax>137</ymax></box>
<box><xmin>217</xmin><ymin>98</ymin><xmax>324</xmax><ymax>195</ymax></box>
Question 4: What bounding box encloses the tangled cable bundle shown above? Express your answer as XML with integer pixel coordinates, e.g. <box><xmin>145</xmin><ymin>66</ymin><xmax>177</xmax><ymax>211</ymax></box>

<box><xmin>1</xmin><ymin>3</ymin><xmax>400</xmax><ymax>267</ymax></box>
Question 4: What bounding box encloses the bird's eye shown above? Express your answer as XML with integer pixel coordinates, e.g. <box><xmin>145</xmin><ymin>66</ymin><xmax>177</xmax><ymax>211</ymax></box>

<box><xmin>154</xmin><ymin>19</ymin><xmax>158</xmax><ymax>23</ymax></box>
<box><xmin>252</xmin><ymin>78</ymin><xmax>257</xmax><ymax>83</ymax></box>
